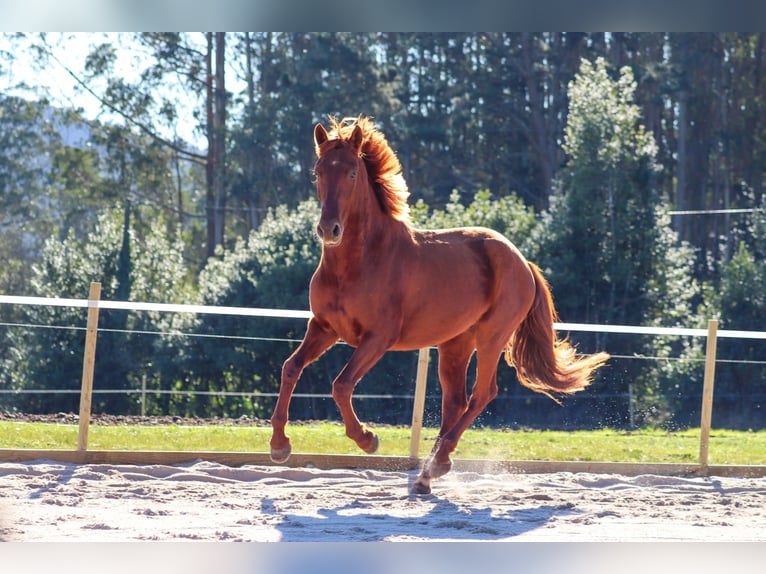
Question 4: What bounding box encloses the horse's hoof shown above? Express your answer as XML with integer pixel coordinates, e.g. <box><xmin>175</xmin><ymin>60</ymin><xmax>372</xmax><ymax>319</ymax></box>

<box><xmin>363</xmin><ymin>433</ymin><xmax>379</xmax><ymax>454</ymax></box>
<box><xmin>270</xmin><ymin>444</ymin><xmax>292</xmax><ymax>463</ymax></box>
<box><xmin>409</xmin><ymin>477</ymin><xmax>432</xmax><ymax>495</ymax></box>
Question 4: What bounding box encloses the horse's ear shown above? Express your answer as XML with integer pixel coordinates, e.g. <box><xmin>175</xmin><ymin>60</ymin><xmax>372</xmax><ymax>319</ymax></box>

<box><xmin>350</xmin><ymin>124</ymin><xmax>363</xmax><ymax>153</ymax></box>
<box><xmin>314</xmin><ymin>123</ymin><xmax>329</xmax><ymax>154</ymax></box>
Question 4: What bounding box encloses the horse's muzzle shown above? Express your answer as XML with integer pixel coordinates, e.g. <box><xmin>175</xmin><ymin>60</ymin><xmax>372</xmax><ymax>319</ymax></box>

<box><xmin>316</xmin><ymin>219</ymin><xmax>343</xmax><ymax>247</ymax></box>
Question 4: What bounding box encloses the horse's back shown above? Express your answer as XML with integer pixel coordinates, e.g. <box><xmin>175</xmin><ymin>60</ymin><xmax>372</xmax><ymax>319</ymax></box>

<box><xmin>390</xmin><ymin>226</ymin><xmax>535</xmax><ymax>349</ymax></box>
<box><xmin>413</xmin><ymin>226</ymin><xmax>531</xmax><ymax>287</ymax></box>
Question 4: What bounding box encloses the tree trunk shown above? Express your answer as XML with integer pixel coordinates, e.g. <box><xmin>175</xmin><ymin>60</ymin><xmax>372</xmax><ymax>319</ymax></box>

<box><xmin>205</xmin><ymin>33</ymin><xmax>216</xmax><ymax>258</ymax></box>
<box><xmin>213</xmin><ymin>32</ymin><xmax>227</xmax><ymax>250</ymax></box>
<box><xmin>718</xmin><ymin>36</ymin><xmax>732</xmax><ymax>264</ymax></box>
<box><xmin>675</xmin><ymin>39</ymin><xmax>688</xmax><ymax>241</ymax></box>
<box><xmin>205</xmin><ymin>32</ymin><xmax>227</xmax><ymax>257</ymax></box>
<box><xmin>521</xmin><ymin>32</ymin><xmax>554</xmax><ymax>208</ymax></box>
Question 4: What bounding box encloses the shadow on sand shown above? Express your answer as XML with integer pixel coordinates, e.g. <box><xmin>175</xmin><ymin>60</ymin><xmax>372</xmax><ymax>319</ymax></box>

<box><xmin>261</xmin><ymin>480</ymin><xmax>581</xmax><ymax>542</ymax></box>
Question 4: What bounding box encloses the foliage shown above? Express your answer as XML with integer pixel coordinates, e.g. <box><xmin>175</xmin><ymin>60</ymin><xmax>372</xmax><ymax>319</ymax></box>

<box><xmin>700</xmin><ymin>240</ymin><xmax>766</xmax><ymax>429</ymax></box>
<box><xmin>7</xmin><ymin>33</ymin><xmax>766</xmax><ymax>271</ymax></box>
<box><xmin>3</xmin><ymin>209</ymin><xmax>193</xmax><ymax>414</ymax></box>
<box><xmin>411</xmin><ymin>189</ymin><xmax>539</xmax><ymax>254</ymax></box>
<box><xmin>532</xmin><ymin>58</ymin><xmax>703</xmax><ymax>428</ymax></box>
<box><xmin>177</xmin><ymin>199</ymin><xmax>324</xmax><ymax>418</ymax></box>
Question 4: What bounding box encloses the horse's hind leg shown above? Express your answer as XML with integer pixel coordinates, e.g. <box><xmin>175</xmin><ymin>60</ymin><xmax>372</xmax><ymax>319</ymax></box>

<box><xmin>412</xmin><ymin>330</ymin><xmax>508</xmax><ymax>494</ymax></box>
<box><xmin>412</xmin><ymin>333</ymin><xmax>474</xmax><ymax>495</ymax></box>
<box><xmin>270</xmin><ymin>319</ymin><xmax>338</xmax><ymax>463</ymax></box>
<box><xmin>436</xmin><ymin>332</ymin><xmax>475</xmax><ymax>436</ymax></box>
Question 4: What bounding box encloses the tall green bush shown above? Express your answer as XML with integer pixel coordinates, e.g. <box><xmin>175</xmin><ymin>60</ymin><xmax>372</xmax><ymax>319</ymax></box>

<box><xmin>532</xmin><ymin>58</ymin><xmax>702</xmax><ymax>427</ymax></box>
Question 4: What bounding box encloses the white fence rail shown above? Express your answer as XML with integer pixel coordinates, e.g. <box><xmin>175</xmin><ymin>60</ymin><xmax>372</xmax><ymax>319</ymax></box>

<box><xmin>4</xmin><ymin>292</ymin><xmax>766</xmax><ymax>339</ymax></box>
<box><xmin>2</xmin><ymin>283</ymin><xmax>765</xmax><ymax>467</ymax></box>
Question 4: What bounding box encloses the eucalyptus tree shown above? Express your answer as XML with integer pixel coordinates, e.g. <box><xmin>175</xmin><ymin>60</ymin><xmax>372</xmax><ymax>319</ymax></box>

<box><xmin>76</xmin><ymin>33</ymin><xmax>217</xmax><ymax>258</ymax></box>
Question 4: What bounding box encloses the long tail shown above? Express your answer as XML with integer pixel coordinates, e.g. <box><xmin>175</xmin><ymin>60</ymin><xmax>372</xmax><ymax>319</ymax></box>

<box><xmin>506</xmin><ymin>262</ymin><xmax>609</xmax><ymax>403</ymax></box>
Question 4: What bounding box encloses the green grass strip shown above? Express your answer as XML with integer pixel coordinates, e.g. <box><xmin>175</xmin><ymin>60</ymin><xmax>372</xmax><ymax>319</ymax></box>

<box><xmin>1</xmin><ymin>421</ymin><xmax>765</xmax><ymax>466</ymax></box>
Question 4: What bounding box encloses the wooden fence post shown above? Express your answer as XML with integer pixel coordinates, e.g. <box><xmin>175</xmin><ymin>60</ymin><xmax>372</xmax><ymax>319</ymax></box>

<box><xmin>409</xmin><ymin>347</ymin><xmax>430</xmax><ymax>459</ymax></box>
<box><xmin>141</xmin><ymin>372</ymin><xmax>147</xmax><ymax>417</ymax></box>
<box><xmin>77</xmin><ymin>282</ymin><xmax>101</xmax><ymax>451</ymax></box>
<box><xmin>698</xmin><ymin>319</ymin><xmax>719</xmax><ymax>470</ymax></box>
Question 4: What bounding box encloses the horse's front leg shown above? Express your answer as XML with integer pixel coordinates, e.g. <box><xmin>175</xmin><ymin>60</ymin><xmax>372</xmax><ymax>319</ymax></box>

<box><xmin>270</xmin><ymin>318</ymin><xmax>338</xmax><ymax>463</ymax></box>
<box><xmin>331</xmin><ymin>334</ymin><xmax>393</xmax><ymax>454</ymax></box>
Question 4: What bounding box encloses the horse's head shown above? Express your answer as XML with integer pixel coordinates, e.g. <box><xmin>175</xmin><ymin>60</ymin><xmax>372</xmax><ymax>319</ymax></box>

<box><xmin>312</xmin><ymin>121</ymin><xmax>367</xmax><ymax>248</ymax></box>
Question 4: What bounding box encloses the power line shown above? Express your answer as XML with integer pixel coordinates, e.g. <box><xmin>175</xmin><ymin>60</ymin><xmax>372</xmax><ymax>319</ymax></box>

<box><xmin>668</xmin><ymin>208</ymin><xmax>756</xmax><ymax>216</ymax></box>
<box><xmin>0</xmin><ymin>321</ymin><xmax>304</xmax><ymax>345</ymax></box>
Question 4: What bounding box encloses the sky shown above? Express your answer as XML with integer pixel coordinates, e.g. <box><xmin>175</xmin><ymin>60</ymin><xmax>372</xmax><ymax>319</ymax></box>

<box><xmin>1</xmin><ymin>0</ymin><xmax>758</xmax><ymax>33</ymax></box>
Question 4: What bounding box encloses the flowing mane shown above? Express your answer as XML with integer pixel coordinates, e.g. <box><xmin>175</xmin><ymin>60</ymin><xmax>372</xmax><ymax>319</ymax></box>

<box><xmin>318</xmin><ymin>116</ymin><xmax>411</xmax><ymax>223</ymax></box>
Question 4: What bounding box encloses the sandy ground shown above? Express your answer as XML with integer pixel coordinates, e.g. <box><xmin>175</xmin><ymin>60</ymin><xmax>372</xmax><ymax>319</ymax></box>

<box><xmin>1</xmin><ymin>459</ymin><xmax>764</xmax><ymax>542</ymax></box>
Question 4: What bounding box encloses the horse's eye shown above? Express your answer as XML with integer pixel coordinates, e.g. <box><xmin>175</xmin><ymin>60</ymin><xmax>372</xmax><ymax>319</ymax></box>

<box><xmin>349</xmin><ymin>170</ymin><xmax>357</xmax><ymax>180</ymax></box>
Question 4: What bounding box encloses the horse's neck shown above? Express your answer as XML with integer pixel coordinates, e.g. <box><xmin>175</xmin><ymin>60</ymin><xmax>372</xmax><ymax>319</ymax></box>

<box><xmin>321</xmin><ymin>212</ymin><xmax>409</xmax><ymax>275</ymax></box>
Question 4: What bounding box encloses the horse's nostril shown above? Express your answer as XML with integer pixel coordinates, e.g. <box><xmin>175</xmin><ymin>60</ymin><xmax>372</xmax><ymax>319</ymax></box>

<box><xmin>317</xmin><ymin>221</ymin><xmax>342</xmax><ymax>244</ymax></box>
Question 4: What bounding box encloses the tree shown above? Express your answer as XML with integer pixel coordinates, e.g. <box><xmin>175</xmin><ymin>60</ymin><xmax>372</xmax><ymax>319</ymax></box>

<box><xmin>205</xmin><ymin>32</ymin><xmax>227</xmax><ymax>256</ymax></box>
<box><xmin>534</xmin><ymin>58</ymin><xmax>701</xmax><ymax>427</ymax></box>
<box><xmin>0</xmin><ymin>95</ymin><xmax>65</xmax><ymax>393</ymax></box>
<box><xmin>68</xmin><ymin>33</ymin><xmax>215</xmax><ymax>259</ymax></box>
<box><xmin>538</xmin><ymin>58</ymin><xmax>665</xmax><ymax>325</ymax></box>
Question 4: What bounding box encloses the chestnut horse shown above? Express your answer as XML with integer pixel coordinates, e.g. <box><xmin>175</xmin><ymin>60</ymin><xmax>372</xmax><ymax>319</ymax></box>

<box><xmin>269</xmin><ymin>116</ymin><xmax>609</xmax><ymax>494</ymax></box>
